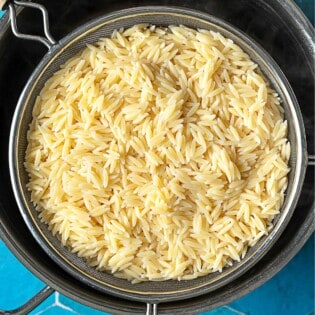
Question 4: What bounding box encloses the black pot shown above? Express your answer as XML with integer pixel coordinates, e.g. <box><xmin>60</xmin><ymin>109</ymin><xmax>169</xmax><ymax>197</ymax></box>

<box><xmin>0</xmin><ymin>1</ymin><xmax>314</xmax><ymax>314</ymax></box>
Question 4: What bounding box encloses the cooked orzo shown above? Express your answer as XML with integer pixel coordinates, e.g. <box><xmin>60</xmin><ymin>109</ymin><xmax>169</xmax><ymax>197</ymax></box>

<box><xmin>25</xmin><ymin>24</ymin><xmax>290</xmax><ymax>282</ymax></box>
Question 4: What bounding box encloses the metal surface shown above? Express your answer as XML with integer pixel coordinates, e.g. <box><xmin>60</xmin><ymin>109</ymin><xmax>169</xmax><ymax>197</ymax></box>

<box><xmin>0</xmin><ymin>286</ymin><xmax>54</xmax><ymax>315</ymax></box>
<box><xmin>8</xmin><ymin>5</ymin><xmax>307</xmax><ymax>304</ymax></box>
<box><xmin>308</xmin><ymin>155</ymin><xmax>315</xmax><ymax>166</ymax></box>
<box><xmin>146</xmin><ymin>303</ymin><xmax>158</xmax><ymax>315</ymax></box>
<box><xmin>8</xmin><ymin>0</ymin><xmax>56</xmax><ymax>48</ymax></box>
<box><xmin>0</xmin><ymin>0</ymin><xmax>313</xmax><ymax>314</ymax></box>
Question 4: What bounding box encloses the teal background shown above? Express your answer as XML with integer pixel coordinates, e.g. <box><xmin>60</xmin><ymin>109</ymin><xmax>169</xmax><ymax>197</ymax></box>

<box><xmin>0</xmin><ymin>1</ymin><xmax>314</xmax><ymax>314</ymax></box>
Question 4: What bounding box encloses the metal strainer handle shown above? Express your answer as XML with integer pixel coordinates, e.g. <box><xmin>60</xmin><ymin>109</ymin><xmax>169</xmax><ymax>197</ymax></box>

<box><xmin>0</xmin><ymin>285</ymin><xmax>54</xmax><ymax>314</ymax></box>
<box><xmin>308</xmin><ymin>155</ymin><xmax>315</xmax><ymax>166</ymax></box>
<box><xmin>146</xmin><ymin>303</ymin><xmax>158</xmax><ymax>315</ymax></box>
<box><xmin>3</xmin><ymin>0</ymin><xmax>56</xmax><ymax>48</ymax></box>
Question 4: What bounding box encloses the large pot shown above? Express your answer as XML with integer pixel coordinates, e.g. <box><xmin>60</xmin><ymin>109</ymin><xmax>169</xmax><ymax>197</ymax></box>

<box><xmin>0</xmin><ymin>1</ymin><xmax>314</xmax><ymax>314</ymax></box>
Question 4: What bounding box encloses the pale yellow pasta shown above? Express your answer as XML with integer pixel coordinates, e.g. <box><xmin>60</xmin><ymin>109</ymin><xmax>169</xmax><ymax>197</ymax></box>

<box><xmin>25</xmin><ymin>24</ymin><xmax>290</xmax><ymax>283</ymax></box>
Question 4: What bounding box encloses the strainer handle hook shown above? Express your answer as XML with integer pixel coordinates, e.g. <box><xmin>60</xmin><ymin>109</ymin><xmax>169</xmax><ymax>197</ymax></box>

<box><xmin>0</xmin><ymin>285</ymin><xmax>54</xmax><ymax>314</ymax></box>
<box><xmin>146</xmin><ymin>303</ymin><xmax>158</xmax><ymax>315</ymax></box>
<box><xmin>308</xmin><ymin>154</ymin><xmax>315</xmax><ymax>166</ymax></box>
<box><xmin>3</xmin><ymin>0</ymin><xmax>56</xmax><ymax>49</ymax></box>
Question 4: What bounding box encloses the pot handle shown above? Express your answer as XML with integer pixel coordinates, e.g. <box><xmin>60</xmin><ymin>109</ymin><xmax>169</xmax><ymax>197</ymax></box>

<box><xmin>0</xmin><ymin>285</ymin><xmax>54</xmax><ymax>314</ymax></box>
<box><xmin>1</xmin><ymin>0</ymin><xmax>56</xmax><ymax>49</ymax></box>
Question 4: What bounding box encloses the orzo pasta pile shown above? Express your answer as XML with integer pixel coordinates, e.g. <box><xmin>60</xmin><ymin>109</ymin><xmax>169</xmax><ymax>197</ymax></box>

<box><xmin>25</xmin><ymin>24</ymin><xmax>290</xmax><ymax>282</ymax></box>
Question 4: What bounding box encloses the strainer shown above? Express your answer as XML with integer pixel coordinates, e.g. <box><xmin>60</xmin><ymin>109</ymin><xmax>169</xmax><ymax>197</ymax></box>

<box><xmin>5</xmin><ymin>1</ymin><xmax>307</xmax><ymax>314</ymax></box>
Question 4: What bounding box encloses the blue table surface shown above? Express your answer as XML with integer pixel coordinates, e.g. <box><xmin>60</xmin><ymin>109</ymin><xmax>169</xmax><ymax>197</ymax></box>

<box><xmin>0</xmin><ymin>1</ymin><xmax>314</xmax><ymax>314</ymax></box>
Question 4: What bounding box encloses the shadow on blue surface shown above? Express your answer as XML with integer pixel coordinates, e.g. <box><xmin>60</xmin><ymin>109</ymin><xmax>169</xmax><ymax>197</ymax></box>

<box><xmin>228</xmin><ymin>235</ymin><xmax>315</xmax><ymax>315</ymax></box>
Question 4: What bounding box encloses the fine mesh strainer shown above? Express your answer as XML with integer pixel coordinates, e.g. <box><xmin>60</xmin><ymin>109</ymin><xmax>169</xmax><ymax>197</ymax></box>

<box><xmin>5</xmin><ymin>1</ymin><xmax>307</xmax><ymax>314</ymax></box>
